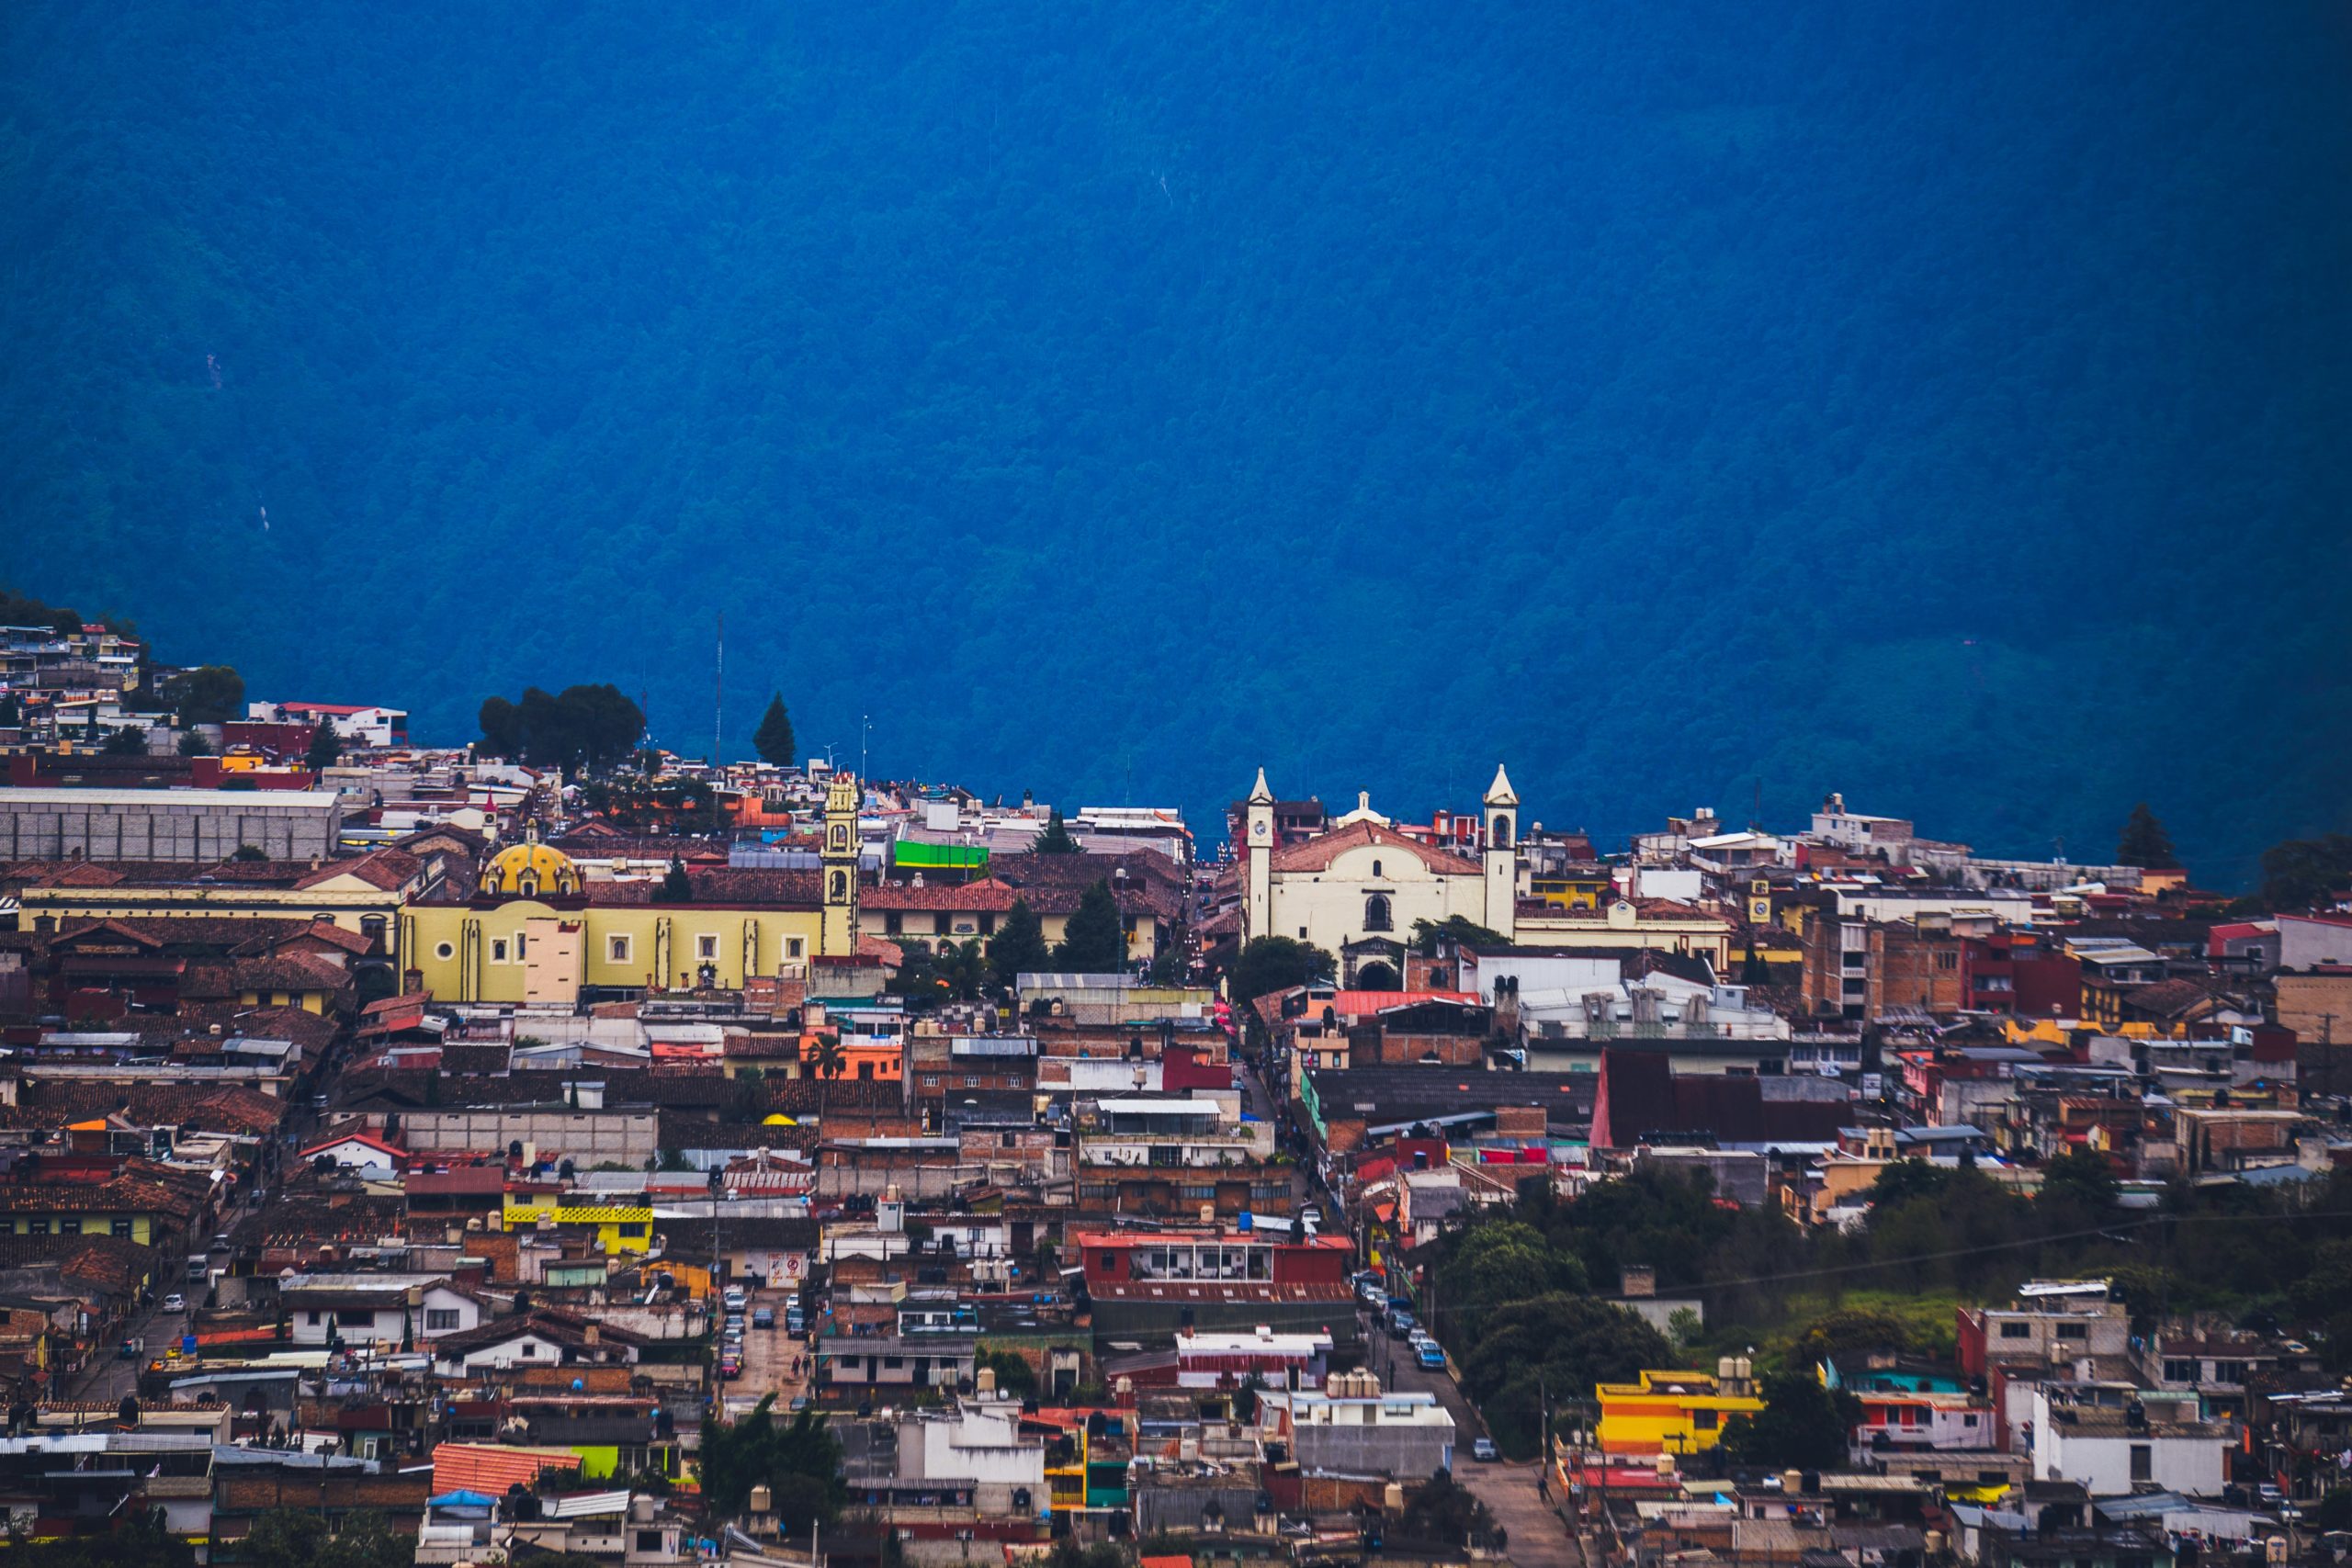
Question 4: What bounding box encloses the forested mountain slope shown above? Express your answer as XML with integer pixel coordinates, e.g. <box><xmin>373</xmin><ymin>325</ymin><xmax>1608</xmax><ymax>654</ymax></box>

<box><xmin>4</xmin><ymin>3</ymin><xmax>2347</xmax><ymax>876</ymax></box>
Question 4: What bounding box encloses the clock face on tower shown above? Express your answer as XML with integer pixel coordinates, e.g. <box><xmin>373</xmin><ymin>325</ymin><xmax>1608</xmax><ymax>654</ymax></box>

<box><xmin>1252</xmin><ymin>822</ymin><xmax>1267</xmax><ymax>839</ymax></box>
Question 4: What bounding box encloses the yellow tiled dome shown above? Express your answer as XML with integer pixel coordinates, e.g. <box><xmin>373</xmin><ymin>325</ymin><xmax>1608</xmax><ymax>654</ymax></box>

<box><xmin>478</xmin><ymin>840</ymin><xmax>582</xmax><ymax>898</ymax></box>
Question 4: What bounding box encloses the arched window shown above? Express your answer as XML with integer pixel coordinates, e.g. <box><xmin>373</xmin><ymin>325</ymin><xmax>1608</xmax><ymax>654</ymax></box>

<box><xmin>829</xmin><ymin>871</ymin><xmax>847</xmax><ymax>901</ymax></box>
<box><xmin>1363</xmin><ymin>893</ymin><xmax>1393</xmax><ymax>932</ymax></box>
<box><xmin>1371</xmin><ymin>860</ymin><xmax>1382</xmax><ymax>877</ymax></box>
<box><xmin>1490</xmin><ymin>814</ymin><xmax>1512</xmax><ymax>849</ymax></box>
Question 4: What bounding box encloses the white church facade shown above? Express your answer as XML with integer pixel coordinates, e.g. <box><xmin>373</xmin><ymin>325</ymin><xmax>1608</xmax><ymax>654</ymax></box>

<box><xmin>1240</xmin><ymin>765</ymin><xmax>1520</xmax><ymax>983</ymax></box>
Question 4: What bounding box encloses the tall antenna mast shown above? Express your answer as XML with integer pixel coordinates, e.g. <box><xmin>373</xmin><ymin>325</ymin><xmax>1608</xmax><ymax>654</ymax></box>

<box><xmin>714</xmin><ymin>611</ymin><xmax>724</xmax><ymax>771</ymax></box>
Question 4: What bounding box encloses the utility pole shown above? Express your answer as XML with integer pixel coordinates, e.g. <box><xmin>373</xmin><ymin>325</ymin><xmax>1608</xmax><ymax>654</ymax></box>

<box><xmin>1537</xmin><ymin>1370</ymin><xmax>1549</xmax><ymax>1500</ymax></box>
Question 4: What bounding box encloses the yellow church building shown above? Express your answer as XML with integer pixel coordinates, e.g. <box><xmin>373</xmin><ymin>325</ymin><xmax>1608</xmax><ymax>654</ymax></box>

<box><xmin>403</xmin><ymin>774</ymin><xmax>865</xmax><ymax>1005</ymax></box>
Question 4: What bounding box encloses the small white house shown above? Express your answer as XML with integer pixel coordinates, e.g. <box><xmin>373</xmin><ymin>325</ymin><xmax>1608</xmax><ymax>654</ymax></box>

<box><xmin>299</xmin><ymin>1131</ymin><xmax>404</xmax><ymax>1179</ymax></box>
<box><xmin>2030</xmin><ymin>1392</ymin><xmax>2231</xmax><ymax>1495</ymax></box>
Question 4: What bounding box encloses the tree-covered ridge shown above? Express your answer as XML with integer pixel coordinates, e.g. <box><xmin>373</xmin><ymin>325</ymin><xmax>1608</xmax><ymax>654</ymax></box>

<box><xmin>2</xmin><ymin>2</ymin><xmax>2346</xmax><ymax>882</ymax></box>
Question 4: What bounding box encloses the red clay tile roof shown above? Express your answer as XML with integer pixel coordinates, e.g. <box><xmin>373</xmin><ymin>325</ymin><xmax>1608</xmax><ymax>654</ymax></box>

<box><xmin>584</xmin><ymin>869</ymin><xmax>820</xmax><ymax>907</ymax></box>
<box><xmin>864</xmin><ymin>877</ymin><xmax>1020</xmax><ymax>912</ymax></box>
<box><xmin>1265</xmin><ymin>821</ymin><xmax>1481</xmax><ymax>877</ymax></box>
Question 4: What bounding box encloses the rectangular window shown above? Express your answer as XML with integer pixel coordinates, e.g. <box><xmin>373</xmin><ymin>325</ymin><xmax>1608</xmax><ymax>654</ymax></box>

<box><xmin>2055</xmin><ymin>1323</ymin><xmax>2086</xmax><ymax>1340</ymax></box>
<box><xmin>697</xmin><ymin>933</ymin><xmax>718</xmax><ymax>960</ymax></box>
<box><xmin>2164</xmin><ymin>1359</ymin><xmax>2197</xmax><ymax>1382</ymax></box>
<box><xmin>2214</xmin><ymin>1360</ymin><xmax>2248</xmax><ymax>1383</ymax></box>
<box><xmin>59</xmin><ymin>1218</ymin><xmax>79</xmax><ymax>1235</ymax></box>
<box><xmin>491</xmin><ymin>938</ymin><xmax>510</xmax><ymax>963</ymax></box>
<box><xmin>638</xmin><ymin>1533</ymin><xmax>664</xmax><ymax>1554</ymax></box>
<box><xmin>424</xmin><ymin>1309</ymin><xmax>461</xmax><ymax>1332</ymax></box>
<box><xmin>609</xmin><ymin>935</ymin><xmax>631</xmax><ymax>963</ymax></box>
<box><xmin>1182</xmin><ymin>1185</ymin><xmax>1217</xmax><ymax>1201</ymax></box>
<box><xmin>1999</xmin><ymin>1322</ymin><xmax>2033</xmax><ymax>1339</ymax></box>
<box><xmin>1693</xmin><ymin>1410</ymin><xmax>1719</xmax><ymax>1430</ymax></box>
<box><xmin>2130</xmin><ymin>1443</ymin><xmax>2153</xmax><ymax>1481</ymax></box>
<box><xmin>1935</xmin><ymin>951</ymin><xmax>1958</xmax><ymax>971</ymax></box>
<box><xmin>112</xmin><ymin>1218</ymin><xmax>133</xmax><ymax>1238</ymax></box>
<box><xmin>26</xmin><ymin>1218</ymin><xmax>49</xmax><ymax>1236</ymax></box>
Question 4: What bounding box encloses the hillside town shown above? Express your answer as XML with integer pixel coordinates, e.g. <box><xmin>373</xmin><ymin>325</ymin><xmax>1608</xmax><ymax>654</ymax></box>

<box><xmin>4</xmin><ymin>621</ymin><xmax>2352</xmax><ymax>1568</ymax></box>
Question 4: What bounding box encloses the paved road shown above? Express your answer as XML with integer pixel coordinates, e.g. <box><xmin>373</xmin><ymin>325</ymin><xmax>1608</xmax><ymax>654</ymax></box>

<box><xmin>74</xmin><ymin>1295</ymin><xmax>190</xmax><ymax>1404</ymax></box>
<box><xmin>722</xmin><ymin>1287</ymin><xmax>812</xmax><ymax>1418</ymax></box>
<box><xmin>1384</xmin><ymin>1342</ymin><xmax>1579</xmax><ymax>1566</ymax></box>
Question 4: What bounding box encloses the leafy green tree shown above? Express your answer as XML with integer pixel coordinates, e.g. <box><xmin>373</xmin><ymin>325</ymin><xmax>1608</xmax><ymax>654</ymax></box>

<box><xmin>478</xmin><ymin>694</ymin><xmax>521</xmax><ymax>757</ymax></box>
<box><xmin>1409</xmin><ymin>915</ymin><xmax>1508</xmax><ymax>955</ymax></box>
<box><xmin>2259</xmin><ymin>832</ymin><xmax>2352</xmax><ymax>911</ymax></box>
<box><xmin>306</xmin><ymin>722</ymin><xmax>344</xmax><ymax>768</ymax></box>
<box><xmin>1717</xmin><ymin>1371</ymin><xmax>1862</xmax><ymax>1470</ymax></box>
<box><xmin>889</xmin><ymin>945</ymin><xmax>951</xmax><ymax>1011</ymax></box>
<box><xmin>1794</xmin><ymin>1307</ymin><xmax>1914</xmax><ymax>1367</ymax></box>
<box><xmin>232</xmin><ymin>843</ymin><xmax>270</xmax><ymax>862</ymax></box>
<box><xmin>939</xmin><ymin>938</ymin><xmax>989</xmax><ymax>1000</ymax></box>
<box><xmin>2037</xmin><ymin>1148</ymin><xmax>2119</xmax><ymax>1216</ymax></box>
<box><xmin>1053</xmin><ymin>879</ymin><xmax>1126</xmax><ymax>972</ymax></box>
<box><xmin>652</xmin><ymin>856</ymin><xmax>695</xmax><ymax>903</ymax></box>
<box><xmin>1228</xmin><ymin>934</ymin><xmax>1336</xmax><ymax>1007</ymax></box>
<box><xmin>176</xmin><ymin>728</ymin><xmax>210</xmax><ymax>756</ymax></box>
<box><xmin>244</xmin><ymin>1507</ymin><xmax>416</xmax><ymax>1568</ymax></box>
<box><xmin>1865</xmin><ymin>1157</ymin><xmax>1950</xmax><ymax>1208</ymax></box>
<box><xmin>989</xmin><ymin>898</ymin><xmax>1049</xmax><ymax>987</ymax></box>
<box><xmin>102</xmin><ymin>726</ymin><xmax>147</xmax><ymax>755</ymax></box>
<box><xmin>1439</xmin><ymin>1220</ymin><xmax>1587</xmax><ymax>1344</ymax></box>
<box><xmin>2116</xmin><ymin>803</ymin><xmax>2178</xmax><ymax>870</ymax></box>
<box><xmin>0</xmin><ymin>694</ymin><xmax>19</xmax><ymax>727</ymax></box>
<box><xmin>752</xmin><ymin>693</ymin><xmax>797</xmax><ymax>766</ymax></box>
<box><xmin>696</xmin><ymin>1395</ymin><xmax>846</xmax><ymax>1526</ymax></box>
<box><xmin>1454</xmin><ymin>1294</ymin><xmax>1673</xmax><ymax>1458</ymax></box>
<box><xmin>164</xmin><ymin>664</ymin><xmax>244</xmax><ymax>726</ymax></box>
<box><xmin>1398</xmin><ymin>1472</ymin><xmax>1505</xmax><ymax>1551</ymax></box>
<box><xmin>1031</xmin><ymin>808</ymin><xmax>1079</xmax><ymax>854</ymax></box>
<box><xmin>6</xmin><ymin>1509</ymin><xmax>193</xmax><ymax>1567</ymax></box>
<box><xmin>978</xmin><ymin>1347</ymin><xmax>1036</xmax><ymax>1398</ymax></box>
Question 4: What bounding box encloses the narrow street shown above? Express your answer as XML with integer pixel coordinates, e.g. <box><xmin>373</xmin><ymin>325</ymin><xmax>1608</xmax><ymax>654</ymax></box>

<box><xmin>1233</xmin><ymin>1036</ymin><xmax>1581</xmax><ymax>1567</ymax></box>
<box><xmin>1385</xmin><ymin>1346</ymin><xmax>1579</xmax><ymax>1567</ymax></box>
<box><xmin>724</xmin><ymin>1285</ymin><xmax>812</xmax><ymax>1418</ymax></box>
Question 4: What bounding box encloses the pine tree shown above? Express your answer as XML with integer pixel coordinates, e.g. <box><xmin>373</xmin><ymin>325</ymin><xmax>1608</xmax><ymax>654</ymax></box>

<box><xmin>989</xmin><ymin>897</ymin><xmax>1049</xmax><ymax>987</ymax></box>
<box><xmin>305</xmin><ymin>723</ymin><xmax>343</xmax><ymax>769</ymax></box>
<box><xmin>2117</xmin><ymin>803</ymin><xmax>2179</xmax><ymax>869</ymax></box>
<box><xmin>752</xmin><ymin>693</ymin><xmax>797</xmax><ymax>767</ymax></box>
<box><xmin>1032</xmin><ymin>808</ymin><xmax>1079</xmax><ymax>854</ymax></box>
<box><xmin>1053</xmin><ymin>879</ymin><xmax>1126</xmax><ymax>973</ymax></box>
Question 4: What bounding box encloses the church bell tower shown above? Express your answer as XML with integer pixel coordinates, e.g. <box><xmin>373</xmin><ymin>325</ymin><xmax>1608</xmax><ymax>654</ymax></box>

<box><xmin>1244</xmin><ymin>767</ymin><xmax>1274</xmax><ymax>943</ymax></box>
<box><xmin>821</xmin><ymin>772</ymin><xmax>861</xmax><ymax>956</ymax></box>
<box><xmin>1482</xmin><ymin>763</ymin><xmax>1519</xmax><ymax>941</ymax></box>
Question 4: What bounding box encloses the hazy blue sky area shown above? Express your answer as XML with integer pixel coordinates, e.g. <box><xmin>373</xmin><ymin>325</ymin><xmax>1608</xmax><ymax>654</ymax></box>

<box><xmin>3</xmin><ymin>3</ymin><xmax>2347</xmax><ymax>877</ymax></box>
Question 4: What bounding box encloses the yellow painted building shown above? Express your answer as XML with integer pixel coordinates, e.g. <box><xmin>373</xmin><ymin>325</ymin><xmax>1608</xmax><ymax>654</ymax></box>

<box><xmin>403</xmin><ymin>781</ymin><xmax>863</xmax><ymax>1004</ymax></box>
<box><xmin>1594</xmin><ymin>1366</ymin><xmax>1766</xmax><ymax>1457</ymax></box>
<box><xmin>503</xmin><ymin>1196</ymin><xmax>656</xmax><ymax>1257</ymax></box>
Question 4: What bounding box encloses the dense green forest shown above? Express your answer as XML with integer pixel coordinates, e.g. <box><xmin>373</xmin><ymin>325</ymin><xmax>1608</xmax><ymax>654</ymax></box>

<box><xmin>1424</xmin><ymin>1160</ymin><xmax>2352</xmax><ymax>1460</ymax></box>
<box><xmin>3</xmin><ymin>3</ymin><xmax>2347</xmax><ymax>881</ymax></box>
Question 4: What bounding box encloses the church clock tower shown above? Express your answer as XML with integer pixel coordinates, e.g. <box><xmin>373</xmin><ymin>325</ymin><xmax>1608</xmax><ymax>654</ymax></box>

<box><xmin>1244</xmin><ymin>766</ymin><xmax>1274</xmax><ymax>944</ymax></box>
<box><xmin>1482</xmin><ymin>763</ymin><xmax>1519</xmax><ymax>941</ymax></box>
<box><xmin>820</xmin><ymin>772</ymin><xmax>861</xmax><ymax>956</ymax></box>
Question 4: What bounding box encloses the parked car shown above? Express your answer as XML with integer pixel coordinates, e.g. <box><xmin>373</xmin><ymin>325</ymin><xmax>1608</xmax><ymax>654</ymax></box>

<box><xmin>1387</xmin><ymin>1308</ymin><xmax>1417</xmax><ymax>1337</ymax></box>
<box><xmin>721</xmin><ymin>1286</ymin><xmax>749</xmax><ymax>1311</ymax></box>
<box><xmin>1417</xmin><ymin>1341</ymin><xmax>1447</xmax><ymax>1371</ymax></box>
<box><xmin>161</xmin><ymin>1293</ymin><xmax>185</xmax><ymax>1314</ymax></box>
<box><xmin>752</xmin><ymin>1307</ymin><xmax>775</xmax><ymax>1329</ymax></box>
<box><xmin>1472</xmin><ymin>1438</ymin><xmax>1498</xmax><ymax>1462</ymax></box>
